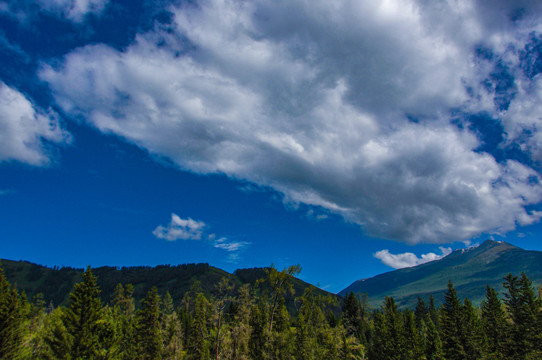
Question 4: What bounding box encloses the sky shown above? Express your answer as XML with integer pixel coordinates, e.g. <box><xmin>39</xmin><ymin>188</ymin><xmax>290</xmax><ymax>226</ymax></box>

<box><xmin>1</xmin><ymin>0</ymin><xmax>542</xmax><ymax>293</ymax></box>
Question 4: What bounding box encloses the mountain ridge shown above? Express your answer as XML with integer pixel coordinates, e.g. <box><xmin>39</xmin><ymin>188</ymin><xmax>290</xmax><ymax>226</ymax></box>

<box><xmin>340</xmin><ymin>239</ymin><xmax>542</xmax><ymax>308</ymax></box>
<box><xmin>0</xmin><ymin>258</ymin><xmax>337</xmax><ymax>313</ymax></box>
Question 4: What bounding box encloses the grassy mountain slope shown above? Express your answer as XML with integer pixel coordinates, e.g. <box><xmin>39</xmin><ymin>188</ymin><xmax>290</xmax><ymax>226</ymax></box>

<box><xmin>340</xmin><ymin>240</ymin><xmax>542</xmax><ymax>308</ymax></box>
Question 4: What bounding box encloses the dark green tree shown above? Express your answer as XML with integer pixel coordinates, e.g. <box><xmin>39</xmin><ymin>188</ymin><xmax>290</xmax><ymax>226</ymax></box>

<box><xmin>372</xmin><ymin>296</ymin><xmax>404</xmax><ymax>360</ymax></box>
<box><xmin>424</xmin><ymin>317</ymin><xmax>443</xmax><ymax>360</ymax></box>
<box><xmin>136</xmin><ymin>287</ymin><xmax>163</xmax><ymax>360</ymax></box>
<box><xmin>0</xmin><ymin>264</ymin><xmax>25</xmax><ymax>359</ymax></box>
<box><xmin>481</xmin><ymin>285</ymin><xmax>506</xmax><ymax>359</ymax></box>
<box><xmin>403</xmin><ymin>309</ymin><xmax>424</xmax><ymax>359</ymax></box>
<box><xmin>249</xmin><ymin>300</ymin><xmax>267</xmax><ymax>360</ymax></box>
<box><xmin>187</xmin><ymin>292</ymin><xmax>210</xmax><ymax>360</ymax></box>
<box><xmin>440</xmin><ymin>280</ymin><xmax>466</xmax><ymax>360</ymax></box>
<box><xmin>462</xmin><ymin>298</ymin><xmax>485</xmax><ymax>360</ymax></box>
<box><xmin>61</xmin><ymin>266</ymin><xmax>104</xmax><ymax>359</ymax></box>
<box><xmin>503</xmin><ymin>272</ymin><xmax>541</xmax><ymax>359</ymax></box>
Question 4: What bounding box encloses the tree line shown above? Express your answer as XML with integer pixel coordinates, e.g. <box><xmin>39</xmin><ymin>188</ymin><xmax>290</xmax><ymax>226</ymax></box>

<box><xmin>1</xmin><ymin>263</ymin><xmax>541</xmax><ymax>359</ymax></box>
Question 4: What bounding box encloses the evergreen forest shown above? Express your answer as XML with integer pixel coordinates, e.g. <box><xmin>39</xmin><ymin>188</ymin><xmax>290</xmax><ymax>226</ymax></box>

<box><xmin>1</xmin><ymin>263</ymin><xmax>542</xmax><ymax>360</ymax></box>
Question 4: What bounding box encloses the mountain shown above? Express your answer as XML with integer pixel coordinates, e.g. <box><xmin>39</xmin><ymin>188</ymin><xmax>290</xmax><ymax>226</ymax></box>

<box><xmin>339</xmin><ymin>240</ymin><xmax>542</xmax><ymax>309</ymax></box>
<box><xmin>0</xmin><ymin>259</ymin><xmax>337</xmax><ymax>312</ymax></box>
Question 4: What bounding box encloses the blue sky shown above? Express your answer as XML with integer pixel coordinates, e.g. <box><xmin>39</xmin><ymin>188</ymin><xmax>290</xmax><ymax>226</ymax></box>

<box><xmin>1</xmin><ymin>0</ymin><xmax>542</xmax><ymax>293</ymax></box>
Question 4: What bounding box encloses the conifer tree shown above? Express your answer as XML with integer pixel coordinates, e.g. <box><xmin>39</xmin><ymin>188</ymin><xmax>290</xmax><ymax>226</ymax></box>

<box><xmin>503</xmin><ymin>272</ymin><xmax>541</xmax><ymax>359</ymax></box>
<box><xmin>440</xmin><ymin>280</ymin><xmax>466</xmax><ymax>360</ymax></box>
<box><xmin>424</xmin><ymin>317</ymin><xmax>443</xmax><ymax>360</ymax></box>
<box><xmin>0</xmin><ymin>264</ymin><xmax>24</xmax><ymax>359</ymax></box>
<box><xmin>462</xmin><ymin>298</ymin><xmax>485</xmax><ymax>360</ymax></box>
<box><xmin>403</xmin><ymin>309</ymin><xmax>424</xmax><ymax>359</ymax></box>
<box><xmin>341</xmin><ymin>292</ymin><xmax>362</xmax><ymax>339</ymax></box>
<box><xmin>372</xmin><ymin>296</ymin><xmax>404</xmax><ymax>360</ymax></box>
<box><xmin>41</xmin><ymin>307</ymin><xmax>71</xmax><ymax>360</ymax></box>
<box><xmin>213</xmin><ymin>278</ymin><xmax>234</xmax><ymax>360</ymax></box>
<box><xmin>481</xmin><ymin>285</ymin><xmax>506</xmax><ymax>359</ymax></box>
<box><xmin>230</xmin><ymin>284</ymin><xmax>252</xmax><ymax>360</ymax></box>
<box><xmin>62</xmin><ymin>266</ymin><xmax>104</xmax><ymax>359</ymax></box>
<box><xmin>428</xmin><ymin>294</ymin><xmax>440</xmax><ymax>330</ymax></box>
<box><xmin>248</xmin><ymin>300</ymin><xmax>267</xmax><ymax>360</ymax></box>
<box><xmin>136</xmin><ymin>287</ymin><xmax>163</xmax><ymax>360</ymax></box>
<box><xmin>187</xmin><ymin>292</ymin><xmax>210</xmax><ymax>360</ymax></box>
<box><xmin>112</xmin><ymin>284</ymin><xmax>137</xmax><ymax>360</ymax></box>
<box><xmin>414</xmin><ymin>296</ymin><xmax>428</xmax><ymax>329</ymax></box>
<box><xmin>264</xmin><ymin>264</ymin><xmax>301</xmax><ymax>359</ymax></box>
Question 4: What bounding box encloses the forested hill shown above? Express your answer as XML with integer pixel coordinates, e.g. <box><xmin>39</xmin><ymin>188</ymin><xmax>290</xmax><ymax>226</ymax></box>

<box><xmin>340</xmin><ymin>239</ymin><xmax>542</xmax><ymax>308</ymax></box>
<box><xmin>0</xmin><ymin>259</ymin><xmax>336</xmax><ymax>310</ymax></box>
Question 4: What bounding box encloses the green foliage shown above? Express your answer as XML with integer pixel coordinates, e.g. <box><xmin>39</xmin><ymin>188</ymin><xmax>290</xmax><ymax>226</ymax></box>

<box><xmin>503</xmin><ymin>272</ymin><xmax>542</xmax><ymax>359</ymax></box>
<box><xmin>481</xmin><ymin>285</ymin><xmax>506</xmax><ymax>359</ymax></box>
<box><xmin>440</xmin><ymin>281</ymin><xmax>467</xmax><ymax>360</ymax></box>
<box><xmin>0</xmin><ymin>264</ymin><xmax>25</xmax><ymax>359</ymax></box>
<box><xmin>136</xmin><ymin>287</ymin><xmax>163</xmax><ymax>360</ymax></box>
<box><xmin>2</xmin><ymin>261</ymin><xmax>542</xmax><ymax>360</ymax></box>
<box><xmin>62</xmin><ymin>266</ymin><xmax>106</xmax><ymax>359</ymax></box>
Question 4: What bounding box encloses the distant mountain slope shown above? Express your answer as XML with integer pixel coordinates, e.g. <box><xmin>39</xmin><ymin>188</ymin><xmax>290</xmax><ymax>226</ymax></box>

<box><xmin>340</xmin><ymin>240</ymin><xmax>542</xmax><ymax>308</ymax></box>
<box><xmin>0</xmin><ymin>259</ymin><xmax>337</xmax><ymax>312</ymax></box>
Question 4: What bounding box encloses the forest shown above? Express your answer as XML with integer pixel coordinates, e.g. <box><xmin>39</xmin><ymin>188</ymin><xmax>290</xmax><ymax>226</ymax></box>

<box><xmin>1</xmin><ymin>263</ymin><xmax>541</xmax><ymax>360</ymax></box>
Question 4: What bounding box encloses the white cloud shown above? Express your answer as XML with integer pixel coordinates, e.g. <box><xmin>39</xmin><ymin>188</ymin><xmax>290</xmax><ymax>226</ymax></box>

<box><xmin>213</xmin><ymin>237</ymin><xmax>250</xmax><ymax>252</ymax></box>
<box><xmin>41</xmin><ymin>0</ymin><xmax>542</xmax><ymax>244</ymax></box>
<box><xmin>214</xmin><ymin>238</ymin><xmax>251</xmax><ymax>263</ymax></box>
<box><xmin>0</xmin><ymin>81</ymin><xmax>70</xmax><ymax>166</ymax></box>
<box><xmin>374</xmin><ymin>246</ymin><xmax>452</xmax><ymax>269</ymax></box>
<box><xmin>153</xmin><ymin>214</ymin><xmax>250</xmax><ymax>262</ymax></box>
<box><xmin>153</xmin><ymin>213</ymin><xmax>206</xmax><ymax>241</ymax></box>
<box><xmin>36</xmin><ymin>0</ymin><xmax>109</xmax><ymax>22</ymax></box>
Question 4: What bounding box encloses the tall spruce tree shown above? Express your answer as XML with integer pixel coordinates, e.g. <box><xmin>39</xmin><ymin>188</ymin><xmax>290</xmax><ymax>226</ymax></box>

<box><xmin>424</xmin><ymin>317</ymin><xmax>443</xmax><ymax>360</ymax></box>
<box><xmin>372</xmin><ymin>296</ymin><xmax>404</xmax><ymax>360</ymax></box>
<box><xmin>440</xmin><ymin>280</ymin><xmax>466</xmax><ymax>360</ymax></box>
<box><xmin>62</xmin><ymin>266</ymin><xmax>104</xmax><ymax>359</ymax></box>
<box><xmin>481</xmin><ymin>285</ymin><xmax>506</xmax><ymax>359</ymax></box>
<box><xmin>503</xmin><ymin>272</ymin><xmax>541</xmax><ymax>359</ymax></box>
<box><xmin>0</xmin><ymin>264</ymin><xmax>25</xmax><ymax>359</ymax></box>
<box><xmin>136</xmin><ymin>287</ymin><xmax>163</xmax><ymax>360</ymax></box>
<box><xmin>187</xmin><ymin>292</ymin><xmax>210</xmax><ymax>360</ymax></box>
<box><xmin>462</xmin><ymin>298</ymin><xmax>485</xmax><ymax>360</ymax></box>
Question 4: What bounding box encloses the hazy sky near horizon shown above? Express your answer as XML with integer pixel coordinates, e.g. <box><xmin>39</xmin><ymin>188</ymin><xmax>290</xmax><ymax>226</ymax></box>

<box><xmin>1</xmin><ymin>0</ymin><xmax>542</xmax><ymax>292</ymax></box>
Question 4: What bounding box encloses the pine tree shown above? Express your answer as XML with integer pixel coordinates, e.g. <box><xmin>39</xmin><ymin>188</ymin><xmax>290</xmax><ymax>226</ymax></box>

<box><xmin>440</xmin><ymin>280</ymin><xmax>466</xmax><ymax>360</ymax></box>
<box><xmin>414</xmin><ymin>296</ymin><xmax>428</xmax><ymax>329</ymax></box>
<box><xmin>0</xmin><ymin>264</ymin><xmax>24</xmax><ymax>359</ymax></box>
<box><xmin>372</xmin><ymin>296</ymin><xmax>404</xmax><ymax>360</ymax></box>
<box><xmin>230</xmin><ymin>284</ymin><xmax>252</xmax><ymax>360</ymax></box>
<box><xmin>403</xmin><ymin>309</ymin><xmax>424</xmax><ymax>359</ymax></box>
<box><xmin>341</xmin><ymin>292</ymin><xmax>362</xmax><ymax>340</ymax></box>
<box><xmin>428</xmin><ymin>294</ymin><xmax>440</xmax><ymax>330</ymax></box>
<box><xmin>136</xmin><ymin>287</ymin><xmax>163</xmax><ymax>360</ymax></box>
<box><xmin>187</xmin><ymin>292</ymin><xmax>210</xmax><ymax>360</ymax></box>
<box><xmin>481</xmin><ymin>285</ymin><xmax>506</xmax><ymax>359</ymax></box>
<box><xmin>424</xmin><ymin>317</ymin><xmax>443</xmax><ymax>360</ymax></box>
<box><xmin>248</xmin><ymin>300</ymin><xmax>267</xmax><ymax>360</ymax></box>
<box><xmin>62</xmin><ymin>266</ymin><xmax>104</xmax><ymax>359</ymax></box>
<box><xmin>462</xmin><ymin>298</ymin><xmax>485</xmax><ymax>360</ymax></box>
<box><xmin>503</xmin><ymin>272</ymin><xmax>541</xmax><ymax>359</ymax></box>
<box><xmin>112</xmin><ymin>284</ymin><xmax>137</xmax><ymax>360</ymax></box>
<box><xmin>264</xmin><ymin>264</ymin><xmax>301</xmax><ymax>359</ymax></box>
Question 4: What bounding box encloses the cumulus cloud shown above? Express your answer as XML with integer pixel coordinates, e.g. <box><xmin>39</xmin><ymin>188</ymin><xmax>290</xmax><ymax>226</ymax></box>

<box><xmin>374</xmin><ymin>246</ymin><xmax>453</xmax><ymax>269</ymax></box>
<box><xmin>153</xmin><ymin>213</ymin><xmax>206</xmax><ymax>241</ymax></box>
<box><xmin>0</xmin><ymin>81</ymin><xmax>70</xmax><ymax>166</ymax></box>
<box><xmin>41</xmin><ymin>0</ymin><xmax>542</xmax><ymax>244</ymax></box>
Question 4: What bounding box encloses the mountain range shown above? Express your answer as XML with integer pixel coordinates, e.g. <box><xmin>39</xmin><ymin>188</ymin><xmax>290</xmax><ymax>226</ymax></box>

<box><xmin>2</xmin><ymin>239</ymin><xmax>541</xmax><ymax>310</ymax></box>
<box><xmin>0</xmin><ymin>259</ymin><xmax>336</xmax><ymax>312</ymax></box>
<box><xmin>339</xmin><ymin>239</ymin><xmax>542</xmax><ymax>308</ymax></box>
